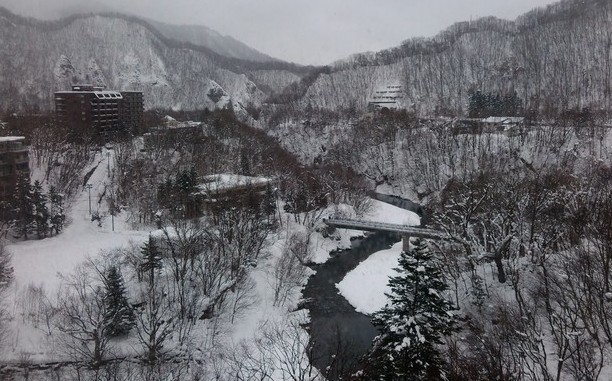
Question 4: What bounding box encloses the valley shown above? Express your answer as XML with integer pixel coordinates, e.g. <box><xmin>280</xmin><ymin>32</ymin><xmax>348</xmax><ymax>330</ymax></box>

<box><xmin>0</xmin><ymin>0</ymin><xmax>611</xmax><ymax>380</ymax></box>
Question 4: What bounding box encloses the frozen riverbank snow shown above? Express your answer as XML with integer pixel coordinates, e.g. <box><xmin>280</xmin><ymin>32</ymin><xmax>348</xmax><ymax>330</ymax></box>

<box><xmin>336</xmin><ymin>241</ymin><xmax>404</xmax><ymax>314</ymax></box>
<box><xmin>335</xmin><ymin>199</ymin><xmax>420</xmax><ymax>314</ymax></box>
<box><xmin>366</xmin><ymin>200</ymin><xmax>420</xmax><ymax>226</ymax></box>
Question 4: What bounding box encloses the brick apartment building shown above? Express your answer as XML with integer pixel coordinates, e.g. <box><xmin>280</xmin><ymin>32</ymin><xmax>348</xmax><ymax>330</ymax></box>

<box><xmin>0</xmin><ymin>136</ymin><xmax>29</xmax><ymax>200</ymax></box>
<box><xmin>55</xmin><ymin>85</ymin><xmax>144</xmax><ymax>141</ymax></box>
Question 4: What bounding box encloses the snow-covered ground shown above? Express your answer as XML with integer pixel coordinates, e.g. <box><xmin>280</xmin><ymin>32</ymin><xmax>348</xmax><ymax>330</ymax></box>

<box><xmin>9</xmin><ymin>150</ymin><xmax>148</xmax><ymax>291</ymax></box>
<box><xmin>336</xmin><ymin>242</ymin><xmax>403</xmax><ymax>315</ymax></box>
<box><xmin>2</xmin><ymin>150</ymin><xmax>151</xmax><ymax>361</ymax></box>
<box><xmin>367</xmin><ymin>199</ymin><xmax>420</xmax><ymax>226</ymax></box>
<box><xmin>335</xmin><ymin>201</ymin><xmax>420</xmax><ymax>315</ymax></box>
<box><xmin>1</xmin><ymin>145</ymin><xmax>421</xmax><ymax>377</ymax></box>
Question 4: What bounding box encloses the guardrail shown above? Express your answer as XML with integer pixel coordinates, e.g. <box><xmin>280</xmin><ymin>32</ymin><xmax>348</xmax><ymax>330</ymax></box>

<box><xmin>323</xmin><ymin>218</ymin><xmax>447</xmax><ymax>239</ymax></box>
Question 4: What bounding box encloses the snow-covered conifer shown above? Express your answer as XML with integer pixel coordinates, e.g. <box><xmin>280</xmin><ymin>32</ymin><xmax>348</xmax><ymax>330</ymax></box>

<box><xmin>48</xmin><ymin>186</ymin><xmax>66</xmax><ymax>235</ymax></box>
<box><xmin>31</xmin><ymin>180</ymin><xmax>49</xmax><ymax>239</ymax></box>
<box><xmin>369</xmin><ymin>238</ymin><xmax>461</xmax><ymax>380</ymax></box>
<box><xmin>140</xmin><ymin>236</ymin><xmax>163</xmax><ymax>284</ymax></box>
<box><xmin>103</xmin><ymin>266</ymin><xmax>135</xmax><ymax>337</ymax></box>
<box><xmin>0</xmin><ymin>244</ymin><xmax>13</xmax><ymax>290</ymax></box>
<box><xmin>10</xmin><ymin>173</ymin><xmax>35</xmax><ymax>239</ymax></box>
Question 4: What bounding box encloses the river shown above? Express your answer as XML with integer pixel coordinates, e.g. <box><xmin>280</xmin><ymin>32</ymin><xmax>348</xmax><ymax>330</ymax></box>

<box><xmin>302</xmin><ymin>195</ymin><xmax>422</xmax><ymax>380</ymax></box>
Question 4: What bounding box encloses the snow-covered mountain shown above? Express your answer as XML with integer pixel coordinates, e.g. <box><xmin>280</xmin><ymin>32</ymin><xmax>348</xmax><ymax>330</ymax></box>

<box><xmin>279</xmin><ymin>0</ymin><xmax>612</xmax><ymax>115</ymax></box>
<box><xmin>0</xmin><ymin>8</ymin><xmax>306</xmax><ymax>112</ymax></box>
<box><xmin>146</xmin><ymin>19</ymin><xmax>278</xmax><ymax>63</ymax></box>
<box><xmin>4</xmin><ymin>0</ymin><xmax>610</xmax><ymax>117</ymax></box>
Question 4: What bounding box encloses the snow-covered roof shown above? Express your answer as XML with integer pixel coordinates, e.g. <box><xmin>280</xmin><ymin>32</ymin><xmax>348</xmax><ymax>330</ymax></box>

<box><xmin>196</xmin><ymin>174</ymin><xmax>271</xmax><ymax>195</ymax></box>
<box><xmin>369</xmin><ymin>84</ymin><xmax>404</xmax><ymax>101</ymax></box>
<box><xmin>0</xmin><ymin>136</ymin><xmax>25</xmax><ymax>142</ymax></box>
<box><xmin>167</xmin><ymin>121</ymin><xmax>202</xmax><ymax>129</ymax></box>
<box><xmin>71</xmin><ymin>84</ymin><xmax>103</xmax><ymax>91</ymax></box>
<box><xmin>482</xmin><ymin>116</ymin><xmax>525</xmax><ymax>124</ymax></box>
<box><xmin>55</xmin><ymin>90</ymin><xmax>124</xmax><ymax>100</ymax></box>
<box><xmin>93</xmin><ymin>91</ymin><xmax>123</xmax><ymax>100</ymax></box>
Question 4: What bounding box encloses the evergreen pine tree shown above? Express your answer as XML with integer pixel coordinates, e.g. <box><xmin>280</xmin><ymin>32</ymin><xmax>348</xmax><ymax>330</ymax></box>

<box><xmin>262</xmin><ymin>185</ymin><xmax>277</xmax><ymax>218</ymax></box>
<box><xmin>240</xmin><ymin>150</ymin><xmax>251</xmax><ymax>176</ymax></box>
<box><xmin>0</xmin><ymin>244</ymin><xmax>13</xmax><ymax>290</ymax></box>
<box><xmin>369</xmin><ymin>239</ymin><xmax>460</xmax><ymax>380</ymax></box>
<box><xmin>175</xmin><ymin>168</ymin><xmax>197</xmax><ymax>194</ymax></box>
<box><xmin>48</xmin><ymin>186</ymin><xmax>66</xmax><ymax>235</ymax></box>
<box><xmin>31</xmin><ymin>180</ymin><xmax>49</xmax><ymax>239</ymax></box>
<box><xmin>173</xmin><ymin>168</ymin><xmax>199</xmax><ymax>218</ymax></box>
<box><xmin>490</xmin><ymin>93</ymin><xmax>503</xmax><ymax>116</ymax></box>
<box><xmin>468</xmin><ymin>90</ymin><xmax>486</xmax><ymax>118</ymax></box>
<box><xmin>103</xmin><ymin>266</ymin><xmax>136</xmax><ymax>337</ymax></box>
<box><xmin>10</xmin><ymin>173</ymin><xmax>35</xmax><ymax>239</ymax></box>
<box><xmin>139</xmin><ymin>236</ymin><xmax>163</xmax><ymax>284</ymax></box>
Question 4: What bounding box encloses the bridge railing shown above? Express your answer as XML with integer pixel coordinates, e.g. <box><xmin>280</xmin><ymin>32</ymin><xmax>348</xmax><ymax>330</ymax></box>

<box><xmin>324</xmin><ymin>218</ymin><xmax>447</xmax><ymax>239</ymax></box>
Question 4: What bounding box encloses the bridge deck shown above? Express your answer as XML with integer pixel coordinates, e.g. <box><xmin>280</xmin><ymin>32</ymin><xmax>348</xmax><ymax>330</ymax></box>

<box><xmin>324</xmin><ymin>218</ymin><xmax>447</xmax><ymax>239</ymax></box>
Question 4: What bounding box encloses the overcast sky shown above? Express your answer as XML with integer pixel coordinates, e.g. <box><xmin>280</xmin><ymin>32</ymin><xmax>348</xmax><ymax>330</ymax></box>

<box><xmin>1</xmin><ymin>0</ymin><xmax>558</xmax><ymax>65</ymax></box>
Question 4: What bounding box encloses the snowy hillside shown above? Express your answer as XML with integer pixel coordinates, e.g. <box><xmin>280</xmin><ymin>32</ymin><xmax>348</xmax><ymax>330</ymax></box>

<box><xmin>146</xmin><ymin>19</ymin><xmax>278</xmax><ymax>63</ymax></box>
<box><xmin>0</xmin><ymin>143</ymin><xmax>352</xmax><ymax>377</ymax></box>
<box><xmin>278</xmin><ymin>0</ymin><xmax>612</xmax><ymax>115</ymax></box>
<box><xmin>0</xmin><ymin>8</ymin><xmax>305</xmax><ymax>112</ymax></box>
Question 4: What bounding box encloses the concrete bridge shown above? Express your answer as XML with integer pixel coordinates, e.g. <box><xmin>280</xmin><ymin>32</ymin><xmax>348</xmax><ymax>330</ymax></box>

<box><xmin>323</xmin><ymin>218</ymin><xmax>447</xmax><ymax>251</ymax></box>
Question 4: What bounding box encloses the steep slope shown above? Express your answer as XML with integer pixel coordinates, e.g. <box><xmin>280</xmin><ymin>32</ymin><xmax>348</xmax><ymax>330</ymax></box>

<box><xmin>283</xmin><ymin>0</ymin><xmax>612</xmax><ymax>115</ymax></box>
<box><xmin>146</xmin><ymin>19</ymin><xmax>278</xmax><ymax>63</ymax></box>
<box><xmin>0</xmin><ymin>8</ymin><xmax>305</xmax><ymax>112</ymax></box>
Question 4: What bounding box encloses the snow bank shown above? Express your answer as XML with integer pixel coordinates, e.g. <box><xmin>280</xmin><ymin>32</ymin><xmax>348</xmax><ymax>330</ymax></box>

<box><xmin>336</xmin><ymin>241</ymin><xmax>404</xmax><ymax>315</ymax></box>
<box><xmin>308</xmin><ymin>199</ymin><xmax>419</xmax><ymax>264</ymax></box>
<box><xmin>334</xmin><ymin>199</ymin><xmax>420</xmax><ymax>314</ymax></box>
<box><xmin>365</xmin><ymin>200</ymin><xmax>420</xmax><ymax>226</ymax></box>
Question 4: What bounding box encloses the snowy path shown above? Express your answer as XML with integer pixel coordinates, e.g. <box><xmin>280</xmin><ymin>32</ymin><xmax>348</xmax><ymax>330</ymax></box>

<box><xmin>8</xmin><ymin>150</ymin><xmax>149</xmax><ymax>293</ymax></box>
<box><xmin>2</xmin><ymin>150</ymin><xmax>149</xmax><ymax>361</ymax></box>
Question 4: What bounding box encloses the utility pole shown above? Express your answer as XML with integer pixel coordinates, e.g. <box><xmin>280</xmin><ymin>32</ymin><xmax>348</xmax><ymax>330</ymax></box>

<box><xmin>107</xmin><ymin>151</ymin><xmax>111</xmax><ymax>173</ymax></box>
<box><xmin>86</xmin><ymin>184</ymin><xmax>92</xmax><ymax>214</ymax></box>
<box><xmin>110</xmin><ymin>193</ymin><xmax>115</xmax><ymax>232</ymax></box>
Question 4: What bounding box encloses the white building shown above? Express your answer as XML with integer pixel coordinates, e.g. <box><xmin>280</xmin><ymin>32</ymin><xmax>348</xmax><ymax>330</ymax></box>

<box><xmin>367</xmin><ymin>84</ymin><xmax>405</xmax><ymax>111</ymax></box>
<box><xmin>481</xmin><ymin>116</ymin><xmax>525</xmax><ymax>128</ymax></box>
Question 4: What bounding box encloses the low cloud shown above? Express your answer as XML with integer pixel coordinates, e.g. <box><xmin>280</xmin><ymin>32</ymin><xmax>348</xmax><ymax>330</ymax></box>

<box><xmin>0</xmin><ymin>0</ymin><xmax>557</xmax><ymax>65</ymax></box>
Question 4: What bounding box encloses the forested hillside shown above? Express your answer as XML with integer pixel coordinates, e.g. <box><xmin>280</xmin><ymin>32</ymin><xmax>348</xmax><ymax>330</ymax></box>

<box><xmin>146</xmin><ymin>19</ymin><xmax>278</xmax><ymax>63</ymax></box>
<box><xmin>0</xmin><ymin>8</ymin><xmax>307</xmax><ymax>112</ymax></box>
<box><xmin>279</xmin><ymin>0</ymin><xmax>612</xmax><ymax>117</ymax></box>
<box><xmin>4</xmin><ymin>0</ymin><xmax>611</xmax><ymax>118</ymax></box>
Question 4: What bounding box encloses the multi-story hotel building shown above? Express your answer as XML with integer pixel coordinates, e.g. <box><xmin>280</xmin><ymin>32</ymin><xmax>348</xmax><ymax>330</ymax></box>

<box><xmin>0</xmin><ymin>136</ymin><xmax>29</xmax><ymax>200</ymax></box>
<box><xmin>55</xmin><ymin>85</ymin><xmax>144</xmax><ymax>141</ymax></box>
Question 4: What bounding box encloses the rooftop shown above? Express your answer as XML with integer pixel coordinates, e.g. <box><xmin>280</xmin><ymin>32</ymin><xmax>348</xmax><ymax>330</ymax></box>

<box><xmin>196</xmin><ymin>174</ymin><xmax>272</xmax><ymax>194</ymax></box>
<box><xmin>93</xmin><ymin>91</ymin><xmax>122</xmax><ymax>100</ymax></box>
<box><xmin>482</xmin><ymin>116</ymin><xmax>525</xmax><ymax>124</ymax></box>
<box><xmin>0</xmin><ymin>136</ymin><xmax>25</xmax><ymax>142</ymax></box>
<box><xmin>55</xmin><ymin>91</ymin><xmax>124</xmax><ymax>100</ymax></box>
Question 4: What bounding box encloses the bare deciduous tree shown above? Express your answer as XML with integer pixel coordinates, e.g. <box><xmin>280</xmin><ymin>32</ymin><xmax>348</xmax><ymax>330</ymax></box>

<box><xmin>134</xmin><ymin>273</ymin><xmax>177</xmax><ymax>365</ymax></box>
<box><xmin>56</xmin><ymin>265</ymin><xmax>112</xmax><ymax>368</ymax></box>
<box><xmin>227</xmin><ymin>318</ymin><xmax>321</xmax><ymax>381</ymax></box>
<box><xmin>271</xmin><ymin>232</ymin><xmax>310</xmax><ymax>307</ymax></box>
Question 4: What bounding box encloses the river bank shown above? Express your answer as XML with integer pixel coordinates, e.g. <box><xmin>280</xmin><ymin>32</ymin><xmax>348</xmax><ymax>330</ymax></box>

<box><xmin>303</xmin><ymin>194</ymin><xmax>422</xmax><ymax>380</ymax></box>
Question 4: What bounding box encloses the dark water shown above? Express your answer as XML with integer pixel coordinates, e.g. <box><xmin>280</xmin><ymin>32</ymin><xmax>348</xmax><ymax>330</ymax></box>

<box><xmin>302</xmin><ymin>232</ymin><xmax>399</xmax><ymax>379</ymax></box>
<box><xmin>303</xmin><ymin>193</ymin><xmax>422</xmax><ymax>380</ymax></box>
